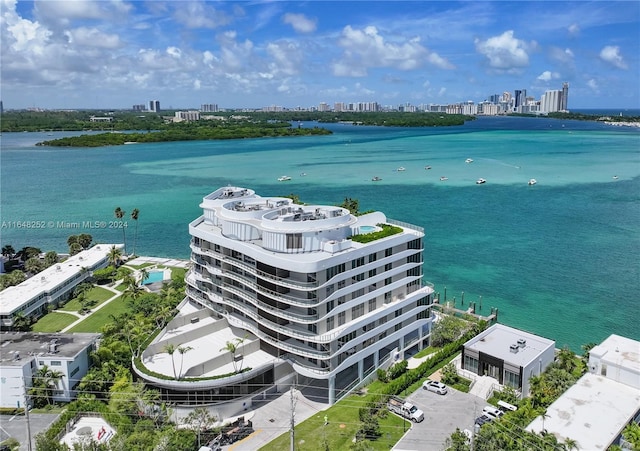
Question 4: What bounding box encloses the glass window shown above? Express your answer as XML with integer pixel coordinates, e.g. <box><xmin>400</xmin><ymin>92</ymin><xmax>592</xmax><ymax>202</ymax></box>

<box><xmin>338</xmin><ymin>311</ymin><xmax>346</xmax><ymax>326</ymax></box>
<box><xmin>464</xmin><ymin>355</ymin><xmax>479</xmax><ymax>373</ymax></box>
<box><xmin>286</xmin><ymin>233</ymin><xmax>303</xmax><ymax>249</ymax></box>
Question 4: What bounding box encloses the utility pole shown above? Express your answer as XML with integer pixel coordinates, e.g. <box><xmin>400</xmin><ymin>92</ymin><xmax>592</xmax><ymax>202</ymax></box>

<box><xmin>23</xmin><ymin>377</ymin><xmax>33</xmax><ymax>451</ymax></box>
<box><xmin>290</xmin><ymin>381</ymin><xmax>297</xmax><ymax>451</ymax></box>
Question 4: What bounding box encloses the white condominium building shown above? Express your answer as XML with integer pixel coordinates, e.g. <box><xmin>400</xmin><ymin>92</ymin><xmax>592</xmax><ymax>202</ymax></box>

<box><xmin>186</xmin><ymin>186</ymin><xmax>435</xmax><ymax>404</ymax></box>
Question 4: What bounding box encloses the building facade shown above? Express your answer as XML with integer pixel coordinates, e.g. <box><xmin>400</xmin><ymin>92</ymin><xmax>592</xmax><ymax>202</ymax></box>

<box><xmin>0</xmin><ymin>245</ymin><xmax>122</xmax><ymax>329</ymax></box>
<box><xmin>461</xmin><ymin>323</ymin><xmax>555</xmax><ymax>397</ymax></box>
<box><xmin>0</xmin><ymin>332</ymin><xmax>100</xmax><ymax>408</ymax></box>
<box><xmin>185</xmin><ymin>186</ymin><xmax>435</xmax><ymax>404</ymax></box>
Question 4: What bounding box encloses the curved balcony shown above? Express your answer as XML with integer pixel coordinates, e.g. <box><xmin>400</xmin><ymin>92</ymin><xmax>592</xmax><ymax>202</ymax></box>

<box><xmin>132</xmin><ymin>356</ymin><xmax>271</xmax><ymax>391</ymax></box>
<box><xmin>190</xmin><ymin>243</ymin><xmax>318</xmax><ymax>289</ymax></box>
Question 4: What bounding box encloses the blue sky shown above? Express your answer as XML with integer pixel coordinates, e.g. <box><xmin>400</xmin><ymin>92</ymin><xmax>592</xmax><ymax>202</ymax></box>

<box><xmin>2</xmin><ymin>1</ymin><xmax>639</xmax><ymax>110</ymax></box>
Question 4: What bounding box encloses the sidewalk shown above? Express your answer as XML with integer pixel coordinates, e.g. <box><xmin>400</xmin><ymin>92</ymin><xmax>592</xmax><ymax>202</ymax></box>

<box><xmin>58</xmin><ymin>283</ymin><xmax>124</xmax><ymax>332</ymax></box>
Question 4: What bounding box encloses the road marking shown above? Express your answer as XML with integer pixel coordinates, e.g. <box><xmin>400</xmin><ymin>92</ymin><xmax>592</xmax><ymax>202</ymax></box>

<box><xmin>227</xmin><ymin>429</ymin><xmax>262</xmax><ymax>450</ymax></box>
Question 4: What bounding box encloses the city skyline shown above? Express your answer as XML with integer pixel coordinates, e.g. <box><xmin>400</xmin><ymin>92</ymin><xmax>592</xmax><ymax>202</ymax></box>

<box><xmin>2</xmin><ymin>1</ymin><xmax>639</xmax><ymax>110</ymax></box>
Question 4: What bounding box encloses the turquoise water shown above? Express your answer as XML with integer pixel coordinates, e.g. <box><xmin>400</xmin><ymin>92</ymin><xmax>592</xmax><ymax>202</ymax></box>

<box><xmin>143</xmin><ymin>271</ymin><xmax>165</xmax><ymax>285</ymax></box>
<box><xmin>1</xmin><ymin>116</ymin><xmax>639</xmax><ymax>350</ymax></box>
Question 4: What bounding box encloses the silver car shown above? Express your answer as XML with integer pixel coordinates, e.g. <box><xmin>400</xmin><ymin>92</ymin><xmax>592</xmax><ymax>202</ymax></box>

<box><xmin>422</xmin><ymin>379</ymin><xmax>448</xmax><ymax>395</ymax></box>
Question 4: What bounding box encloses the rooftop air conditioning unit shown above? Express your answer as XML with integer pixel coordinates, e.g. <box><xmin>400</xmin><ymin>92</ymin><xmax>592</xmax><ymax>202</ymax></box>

<box><xmin>49</xmin><ymin>343</ymin><xmax>58</xmax><ymax>353</ymax></box>
<box><xmin>517</xmin><ymin>338</ymin><xmax>526</xmax><ymax>348</ymax></box>
<box><xmin>509</xmin><ymin>344</ymin><xmax>519</xmax><ymax>353</ymax></box>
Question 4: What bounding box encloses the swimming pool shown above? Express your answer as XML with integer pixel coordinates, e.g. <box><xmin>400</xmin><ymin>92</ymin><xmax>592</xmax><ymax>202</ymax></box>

<box><xmin>143</xmin><ymin>270</ymin><xmax>166</xmax><ymax>285</ymax></box>
<box><xmin>359</xmin><ymin>225</ymin><xmax>378</xmax><ymax>233</ymax></box>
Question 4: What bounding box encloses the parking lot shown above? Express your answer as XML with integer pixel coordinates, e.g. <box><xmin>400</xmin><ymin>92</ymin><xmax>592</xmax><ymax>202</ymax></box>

<box><xmin>393</xmin><ymin>385</ymin><xmax>485</xmax><ymax>451</ymax></box>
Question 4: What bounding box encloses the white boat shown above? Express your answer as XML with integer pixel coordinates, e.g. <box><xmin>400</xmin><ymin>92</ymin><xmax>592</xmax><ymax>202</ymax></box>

<box><xmin>440</xmin><ymin>176</ymin><xmax>448</xmax><ymax>181</ymax></box>
<box><xmin>476</xmin><ymin>178</ymin><xmax>486</xmax><ymax>184</ymax></box>
<box><xmin>528</xmin><ymin>178</ymin><xmax>537</xmax><ymax>185</ymax></box>
<box><xmin>397</xmin><ymin>167</ymin><xmax>406</xmax><ymax>172</ymax></box>
<box><xmin>425</xmin><ymin>166</ymin><xmax>432</xmax><ymax>170</ymax></box>
<box><xmin>277</xmin><ymin>176</ymin><xmax>292</xmax><ymax>182</ymax></box>
<box><xmin>300</xmin><ymin>172</ymin><xmax>307</xmax><ymax>177</ymax></box>
<box><xmin>372</xmin><ymin>176</ymin><xmax>382</xmax><ymax>181</ymax></box>
<box><xmin>465</xmin><ymin>158</ymin><xmax>474</xmax><ymax>163</ymax></box>
<box><xmin>613</xmin><ymin>175</ymin><xmax>619</xmax><ymax>180</ymax></box>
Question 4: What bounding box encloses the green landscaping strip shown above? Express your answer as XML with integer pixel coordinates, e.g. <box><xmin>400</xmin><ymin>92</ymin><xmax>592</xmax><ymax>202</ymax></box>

<box><xmin>67</xmin><ymin>296</ymin><xmax>129</xmax><ymax>333</ymax></box>
<box><xmin>31</xmin><ymin>312</ymin><xmax>78</xmax><ymax>333</ymax></box>
<box><xmin>58</xmin><ymin>286</ymin><xmax>115</xmax><ymax>311</ymax></box>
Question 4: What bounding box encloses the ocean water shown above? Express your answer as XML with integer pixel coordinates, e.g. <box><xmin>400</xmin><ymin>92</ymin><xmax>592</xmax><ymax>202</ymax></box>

<box><xmin>1</xmin><ymin>116</ymin><xmax>639</xmax><ymax>351</ymax></box>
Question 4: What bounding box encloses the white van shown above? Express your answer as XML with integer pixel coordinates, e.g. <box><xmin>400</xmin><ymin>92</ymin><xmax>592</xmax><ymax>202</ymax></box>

<box><xmin>482</xmin><ymin>406</ymin><xmax>504</xmax><ymax>420</ymax></box>
<box><xmin>497</xmin><ymin>400</ymin><xmax>518</xmax><ymax>412</ymax></box>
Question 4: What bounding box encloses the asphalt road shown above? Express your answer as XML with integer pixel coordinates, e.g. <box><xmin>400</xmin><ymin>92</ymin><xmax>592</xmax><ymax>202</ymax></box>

<box><xmin>0</xmin><ymin>412</ymin><xmax>60</xmax><ymax>451</ymax></box>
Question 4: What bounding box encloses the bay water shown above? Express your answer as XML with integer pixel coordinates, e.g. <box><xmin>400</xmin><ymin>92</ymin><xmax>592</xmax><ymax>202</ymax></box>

<box><xmin>2</xmin><ymin>116</ymin><xmax>639</xmax><ymax>351</ymax></box>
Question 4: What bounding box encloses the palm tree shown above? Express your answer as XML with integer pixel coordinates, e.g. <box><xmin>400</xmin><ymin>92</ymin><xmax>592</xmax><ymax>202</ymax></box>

<box><xmin>107</xmin><ymin>245</ymin><xmax>123</xmax><ymax>267</ymax></box>
<box><xmin>163</xmin><ymin>343</ymin><xmax>178</xmax><ymax>379</ymax></box>
<box><xmin>114</xmin><ymin>207</ymin><xmax>127</xmax><ymax>254</ymax></box>
<box><xmin>11</xmin><ymin>311</ymin><xmax>32</xmax><ymax>331</ymax></box>
<box><xmin>563</xmin><ymin>438</ymin><xmax>578</xmax><ymax>450</ymax></box>
<box><xmin>43</xmin><ymin>251</ymin><xmax>58</xmax><ymax>267</ymax></box>
<box><xmin>131</xmin><ymin>208</ymin><xmax>140</xmax><ymax>257</ymax></box>
<box><xmin>24</xmin><ymin>257</ymin><xmax>43</xmax><ymax>274</ymax></box>
<box><xmin>31</xmin><ymin>365</ymin><xmax>64</xmax><ymax>407</ymax></box>
<box><xmin>220</xmin><ymin>340</ymin><xmax>239</xmax><ymax>373</ymax></box>
<box><xmin>556</xmin><ymin>346</ymin><xmax>576</xmax><ymax>373</ymax></box>
<box><xmin>69</xmin><ymin>242</ymin><xmax>83</xmax><ymax>256</ymax></box>
<box><xmin>1</xmin><ymin>244</ymin><xmax>15</xmax><ymax>258</ymax></box>
<box><xmin>138</xmin><ymin>267</ymin><xmax>149</xmax><ymax>285</ymax></box>
<box><xmin>77</xmin><ymin>233</ymin><xmax>93</xmax><ymax>249</ymax></box>
<box><xmin>177</xmin><ymin>345</ymin><xmax>193</xmax><ymax>379</ymax></box>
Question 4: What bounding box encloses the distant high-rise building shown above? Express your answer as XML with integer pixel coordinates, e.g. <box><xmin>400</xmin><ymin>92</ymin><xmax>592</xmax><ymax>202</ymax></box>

<box><xmin>318</xmin><ymin>102</ymin><xmax>330</xmax><ymax>112</ymax></box>
<box><xmin>201</xmin><ymin>104</ymin><xmax>218</xmax><ymax>113</ymax></box>
<box><xmin>149</xmin><ymin>100</ymin><xmax>160</xmax><ymax>112</ymax></box>
<box><xmin>133</xmin><ymin>104</ymin><xmax>145</xmax><ymax>112</ymax></box>
<box><xmin>560</xmin><ymin>82</ymin><xmax>569</xmax><ymax>112</ymax></box>
<box><xmin>540</xmin><ymin>90</ymin><xmax>562</xmax><ymax>113</ymax></box>
<box><xmin>514</xmin><ymin>89</ymin><xmax>527</xmax><ymax>112</ymax></box>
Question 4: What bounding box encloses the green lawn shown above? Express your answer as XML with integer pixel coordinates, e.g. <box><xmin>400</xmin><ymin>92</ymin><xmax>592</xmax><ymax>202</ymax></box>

<box><xmin>32</xmin><ymin>312</ymin><xmax>78</xmax><ymax>333</ymax></box>
<box><xmin>413</xmin><ymin>346</ymin><xmax>437</xmax><ymax>359</ymax></box>
<box><xmin>58</xmin><ymin>286</ymin><xmax>115</xmax><ymax>312</ymax></box>
<box><xmin>260</xmin><ymin>392</ymin><xmax>410</xmax><ymax>451</ymax></box>
<box><xmin>125</xmin><ymin>262</ymin><xmax>155</xmax><ymax>269</ymax></box>
<box><xmin>67</xmin><ymin>295</ymin><xmax>130</xmax><ymax>333</ymax></box>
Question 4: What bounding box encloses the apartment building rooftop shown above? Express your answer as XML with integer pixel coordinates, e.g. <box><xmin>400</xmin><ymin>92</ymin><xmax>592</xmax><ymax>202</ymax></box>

<box><xmin>0</xmin><ymin>332</ymin><xmax>101</xmax><ymax>366</ymax></box>
<box><xmin>0</xmin><ymin>244</ymin><xmax>122</xmax><ymax>316</ymax></box>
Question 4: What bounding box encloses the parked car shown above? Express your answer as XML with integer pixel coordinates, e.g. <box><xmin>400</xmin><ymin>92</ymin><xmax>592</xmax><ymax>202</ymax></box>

<box><xmin>482</xmin><ymin>405</ymin><xmax>504</xmax><ymax>420</ymax></box>
<box><xmin>475</xmin><ymin>414</ymin><xmax>493</xmax><ymax>427</ymax></box>
<box><xmin>422</xmin><ymin>379</ymin><xmax>448</xmax><ymax>395</ymax></box>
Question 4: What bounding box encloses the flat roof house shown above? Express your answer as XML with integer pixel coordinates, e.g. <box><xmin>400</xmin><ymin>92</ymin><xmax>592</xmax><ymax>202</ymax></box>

<box><xmin>461</xmin><ymin>323</ymin><xmax>555</xmax><ymax>397</ymax></box>
<box><xmin>135</xmin><ymin>186</ymin><xmax>435</xmax><ymax>413</ymax></box>
<box><xmin>0</xmin><ymin>332</ymin><xmax>100</xmax><ymax>408</ymax></box>
<box><xmin>527</xmin><ymin>334</ymin><xmax>640</xmax><ymax>450</ymax></box>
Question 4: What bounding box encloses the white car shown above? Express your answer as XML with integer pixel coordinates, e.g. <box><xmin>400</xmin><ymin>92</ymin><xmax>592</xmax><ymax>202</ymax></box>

<box><xmin>422</xmin><ymin>379</ymin><xmax>448</xmax><ymax>395</ymax></box>
<box><xmin>482</xmin><ymin>405</ymin><xmax>504</xmax><ymax>420</ymax></box>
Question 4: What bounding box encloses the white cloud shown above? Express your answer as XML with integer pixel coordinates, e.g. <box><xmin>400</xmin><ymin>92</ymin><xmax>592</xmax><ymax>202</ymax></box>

<box><xmin>428</xmin><ymin>52</ymin><xmax>455</xmax><ymax>70</ymax></box>
<box><xmin>332</xmin><ymin>25</ymin><xmax>450</xmax><ymax>76</ymax></box>
<box><xmin>537</xmin><ymin>70</ymin><xmax>560</xmax><ymax>81</ymax></box>
<box><xmin>64</xmin><ymin>27</ymin><xmax>122</xmax><ymax>49</ymax></box>
<box><xmin>568</xmin><ymin>23</ymin><xmax>580</xmax><ymax>35</ymax></box>
<box><xmin>266</xmin><ymin>41</ymin><xmax>302</xmax><ymax>76</ymax></box>
<box><xmin>549</xmin><ymin>47</ymin><xmax>574</xmax><ymax>65</ymax></box>
<box><xmin>599</xmin><ymin>45</ymin><xmax>627</xmax><ymax>69</ymax></box>
<box><xmin>282</xmin><ymin>13</ymin><xmax>316</xmax><ymax>33</ymax></box>
<box><xmin>167</xmin><ymin>46</ymin><xmax>182</xmax><ymax>58</ymax></box>
<box><xmin>474</xmin><ymin>30</ymin><xmax>530</xmax><ymax>71</ymax></box>
<box><xmin>438</xmin><ymin>87</ymin><xmax>447</xmax><ymax>97</ymax></box>
<box><xmin>587</xmin><ymin>78</ymin><xmax>599</xmax><ymax>92</ymax></box>
<box><xmin>193</xmin><ymin>79</ymin><xmax>201</xmax><ymax>90</ymax></box>
<box><xmin>173</xmin><ymin>1</ymin><xmax>230</xmax><ymax>29</ymax></box>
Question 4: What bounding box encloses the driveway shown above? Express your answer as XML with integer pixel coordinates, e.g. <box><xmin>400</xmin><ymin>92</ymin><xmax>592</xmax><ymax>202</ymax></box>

<box><xmin>393</xmin><ymin>386</ymin><xmax>484</xmax><ymax>451</ymax></box>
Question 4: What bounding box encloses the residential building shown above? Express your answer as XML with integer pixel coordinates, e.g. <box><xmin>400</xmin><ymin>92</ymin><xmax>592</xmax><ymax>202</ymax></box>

<box><xmin>174</xmin><ymin>110</ymin><xmax>201</xmax><ymax>122</ymax></box>
<box><xmin>540</xmin><ymin>89</ymin><xmax>562</xmax><ymax>113</ymax></box>
<box><xmin>461</xmin><ymin>323</ymin><xmax>555</xmax><ymax>397</ymax></box>
<box><xmin>136</xmin><ymin>186</ymin><xmax>435</xmax><ymax>411</ymax></box>
<box><xmin>89</xmin><ymin>116</ymin><xmax>113</xmax><ymax>122</ymax></box>
<box><xmin>0</xmin><ymin>332</ymin><xmax>100</xmax><ymax>408</ymax></box>
<box><xmin>527</xmin><ymin>334</ymin><xmax>640</xmax><ymax>450</ymax></box>
<box><xmin>149</xmin><ymin>100</ymin><xmax>160</xmax><ymax>112</ymax></box>
<box><xmin>201</xmin><ymin>104</ymin><xmax>219</xmax><ymax>113</ymax></box>
<box><xmin>0</xmin><ymin>244</ymin><xmax>122</xmax><ymax>329</ymax></box>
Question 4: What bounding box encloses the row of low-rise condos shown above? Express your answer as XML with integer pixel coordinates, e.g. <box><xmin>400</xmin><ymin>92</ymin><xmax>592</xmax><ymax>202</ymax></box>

<box><xmin>135</xmin><ymin>186</ymin><xmax>435</xmax><ymax>412</ymax></box>
<box><xmin>0</xmin><ymin>245</ymin><xmax>122</xmax><ymax>329</ymax></box>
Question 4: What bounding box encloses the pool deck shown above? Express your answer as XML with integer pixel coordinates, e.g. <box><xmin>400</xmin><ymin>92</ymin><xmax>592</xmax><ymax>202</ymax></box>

<box><xmin>128</xmin><ymin>255</ymin><xmax>191</xmax><ymax>269</ymax></box>
<box><xmin>59</xmin><ymin>416</ymin><xmax>116</xmax><ymax>448</ymax></box>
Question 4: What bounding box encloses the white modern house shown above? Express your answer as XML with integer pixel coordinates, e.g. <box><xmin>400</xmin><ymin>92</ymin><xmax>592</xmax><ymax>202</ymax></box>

<box><xmin>461</xmin><ymin>323</ymin><xmax>556</xmax><ymax>397</ymax></box>
<box><xmin>0</xmin><ymin>332</ymin><xmax>100</xmax><ymax>408</ymax></box>
<box><xmin>527</xmin><ymin>334</ymin><xmax>640</xmax><ymax>450</ymax></box>
<box><xmin>0</xmin><ymin>244</ymin><xmax>122</xmax><ymax>329</ymax></box>
<box><xmin>136</xmin><ymin>186</ymin><xmax>435</xmax><ymax>409</ymax></box>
